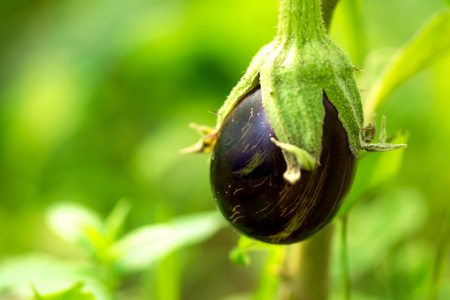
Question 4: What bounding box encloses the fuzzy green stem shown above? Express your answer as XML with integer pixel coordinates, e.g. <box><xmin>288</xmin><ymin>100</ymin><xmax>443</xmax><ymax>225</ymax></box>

<box><xmin>277</xmin><ymin>0</ymin><xmax>326</xmax><ymax>41</ymax></box>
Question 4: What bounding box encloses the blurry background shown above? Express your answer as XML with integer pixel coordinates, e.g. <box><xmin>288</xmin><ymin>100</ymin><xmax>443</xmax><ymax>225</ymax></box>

<box><xmin>0</xmin><ymin>0</ymin><xmax>449</xmax><ymax>299</ymax></box>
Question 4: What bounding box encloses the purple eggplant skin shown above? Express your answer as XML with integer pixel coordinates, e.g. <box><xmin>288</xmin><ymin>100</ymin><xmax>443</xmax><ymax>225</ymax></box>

<box><xmin>210</xmin><ymin>86</ymin><xmax>356</xmax><ymax>244</ymax></box>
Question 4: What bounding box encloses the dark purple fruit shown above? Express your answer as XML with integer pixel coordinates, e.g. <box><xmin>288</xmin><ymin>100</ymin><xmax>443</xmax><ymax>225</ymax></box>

<box><xmin>210</xmin><ymin>86</ymin><xmax>356</xmax><ymax>244</ymax></box>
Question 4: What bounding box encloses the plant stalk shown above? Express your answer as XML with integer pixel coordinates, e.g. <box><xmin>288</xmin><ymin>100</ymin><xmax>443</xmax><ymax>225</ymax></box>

<box><xmin>341</xmin><ymin>216</ymin><xmax>351</xmax><ymax>300</ymax></box>
<box><xmin>275</xmin><ymin>1</ymin><xmax>342</xmax><ymax>299</ymax></box>
<box><xmin>277</xmin><ymin>0</ymin><xmax>326</xmax><ymax>41</ymax></box>
<box><xmin>282</xmin><ymin>225</ymin><xmax>334</xmax><ymax>300</ymax></box>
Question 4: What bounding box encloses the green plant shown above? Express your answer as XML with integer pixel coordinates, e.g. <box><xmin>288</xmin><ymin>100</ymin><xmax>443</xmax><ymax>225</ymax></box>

<box><xmin>185</xmin><ymin>0</ymin><xmax>450</xmax><ymax>299</ymax></box>
<box><xmin>0</xmin><ymin>201</ymin><xmax>224</xmax><ymax>299</ymax></box>
<box><xmin>1</xmin><ymin>0</ymin><xmax>450</xmax><ymax>299</ymax></box>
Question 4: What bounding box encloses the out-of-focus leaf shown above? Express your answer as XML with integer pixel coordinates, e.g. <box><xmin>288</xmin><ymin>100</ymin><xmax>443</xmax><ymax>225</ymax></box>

<box><xmin>5</xmin><ymin>55</ymin><xmax>89</xmax><ymax>153</ymax></box>
<box><xmin>46</xmin><ymin>202</ymin><xmax>102</xmax><ymax>245</ymax></box>
<box><xmin>229</xmin><ymin>235</ymin><xmax>274</xmax><ymax>266</ymax></box>
<box><xmin>104</xmin><ymin>199</ymin><xmax>131</xmax><ymax>242</ymax></box>
<box><xmin>229</xmin><ymin>248</ymin><xmax>250</xmax><ymax>266</ymax></box>
<box><xmin>333</xmin><ymin>188</ymin><xmax>427</xmax><ymax>278</ymax></box>
<box><xmin>0</xmin><ymin>254</ymin><xmax>110</xmax><ymax>300</ymax></box>
<box><xmin>322</xmin><ymin>0</ymin><xmax>340</xmax><ymax>30</ymax></box>
<box><xmin>110</xmin><ymin>211</ymin><xmax>225</xmax><ymax>272</ymax></box>
<box><xmin>32</xmin><ymin>282</ymin><xmax>95</xmax><ymax>300</ymax></box>
<box><xmin>428</xmin><ymin>207</ymin><xmax>450</xmax><ymax>300</ymax></box>
<box><xmin>46</xmin><ymin>202</ymin><xmax>106</xmax><ymax>258</ymax></box>
<box><xmin>47</xmin><ymin>201</ymin><xmax>132</xmax><ymax>262</ymax></box>
<box><xmin>369</xmin><ymin>131</ymin><xmax>409</xmax><ymax>186</ymax></box>
<box><xmin>329</xmin><ymin>0</ymin><xmax>366</xmax><ymax>67</ymax></box>
<box><xmin>444</xmin><ymin>0</ymin><xmax>450</xmax><ymax>6</ymax></box>
<box><xmin>81</xmin><ymin>226</ymin><xmax>110</xmax><ymax>261</ymax></box>
<box><xmin>220</xmin><ymin>293</ymin><xmax>253</xmax><ymax>300</ymax></box>
<box><xmin>338</xmin><ymin>131</ymin><xmax>409</xmax><ymax>217</ymax></box>
<box><xmin>364</xmin><ymin>10</ymin><xmax>450</xmax><ymax>121</ymax></box>
<box><xmin>332</xmin><ymin>291</ymin><xmax>385</xmax><ymax>300</ymax></box>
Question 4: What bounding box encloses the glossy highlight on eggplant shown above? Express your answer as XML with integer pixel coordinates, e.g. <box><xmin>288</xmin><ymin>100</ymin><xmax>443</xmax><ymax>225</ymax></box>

<box><xmin>210</xmin><ymin>87</ymin><xmax>356</xmax><ymax>244</ymax></box>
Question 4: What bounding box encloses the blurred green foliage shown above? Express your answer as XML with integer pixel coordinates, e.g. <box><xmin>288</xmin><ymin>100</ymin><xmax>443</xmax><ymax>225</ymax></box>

<box><xmin>32</xmin><ymin>282</ymin><xmax>95</xmax><ymax>300</ymax></box>
<box><xmin>1</xmin><ymin>0</ymin><xmax>450</xmax><ymax>299</ymax></box>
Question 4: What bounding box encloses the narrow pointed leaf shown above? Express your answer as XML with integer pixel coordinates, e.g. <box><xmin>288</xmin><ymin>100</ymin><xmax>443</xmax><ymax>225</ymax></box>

<box><xmin>32</xmin><ymin>282</ymin><xmax>95</xmax><ymax>300</ymax></box>
<box><xmin>428</xmin><ymin>207</ymin><xmax>450</xmax><ymax>300</ymax></box>
<box><xmin>0</xmin><ymin>254</ymin><xmax>108</xmax><ymax>300</ymax></box>
<box><xmin>104</xmin><ymin>199</ymin><xmax>131</xmax><ymax>242</ymax></box>
<box><xmin>364</xmin><ymin>10</ymin><xmax>450</xmax><ymax>121</ymax></box>
<box><xmin>111</xmin><ymin>211</ymin><xmax>225</xmax><ymax>272</ymax></box>
<box><xmin>46</xmin><ymin>202</ymin><xmax>102</xmax><ymax>245</ymax></box>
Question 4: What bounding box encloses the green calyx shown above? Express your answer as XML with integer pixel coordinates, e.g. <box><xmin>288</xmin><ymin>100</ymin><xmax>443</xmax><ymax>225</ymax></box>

<box><xmin>185</xmin><ymin>0</ymin><xmax>406</xmax><ymax>183</ymax></box>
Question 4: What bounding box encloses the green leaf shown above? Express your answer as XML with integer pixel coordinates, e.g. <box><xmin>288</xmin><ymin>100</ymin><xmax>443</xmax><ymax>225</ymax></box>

<box><xmin>444</xmin><ymin>0</ymin><xmax>450</xmax><ymax>6</ymax></box>
<box><xmin>0</xmin><ymin>254</ymin><xmax>110</xmax><ymax>300</ymax></box>
<box><xmin>110</xmin><ymin>211</ymin><xmax>225</xmax><ymax>272</ymax></box>
<box><xmin>32</xmin><ymin>282</ymin><xmax>95</xmax><ymax>300</ymax></box>
<box><xmin>364</xmin><ymin>10</ymin><xmax>450</xmax><ymax>121</ymax></box>
<box><xmin>229</xmin><ymin>235</ymin><xmax>274</xmax><ymax>266</ymax></box>
<box><xmin>229</xmin><ymin>248</ymin><xmax>250</xmax><ymax>266</ymax></box>
<box><xmin>321</xmin><ymin>0</ymin><xmax>340</xmax><ymax>30</ymax></box>
<box><xmin>46</xmin><ymin>202</ymin><xmax>102</xmax><ymax>245</ymax></box>
<box><xmin>338</xmin><ymin>130</ymin><xmax>409</xmax><ymax>217</ymax></box>
<box><xmin>46</xmin><ymin>201</ymin><xmax>131</xmax><ymax>262</ymax></box>
<box><xmin>335</xmin><ymin>188</ymin><xmax>427</xmax><ymax>278</ymax></box>
<box><xmin>46</xmin><ymin>202</ymin><xmax>108</xmax><ymax>259</ymax></box>
<box><xmin>104</xmin><ymin>199</ymin><xmax>131</xmax><ymax>242</ymax></box>
<box><xmin>428</xmin><ymin>207</ymin><xmax>450</xmax><ymax>300</ymax></box>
